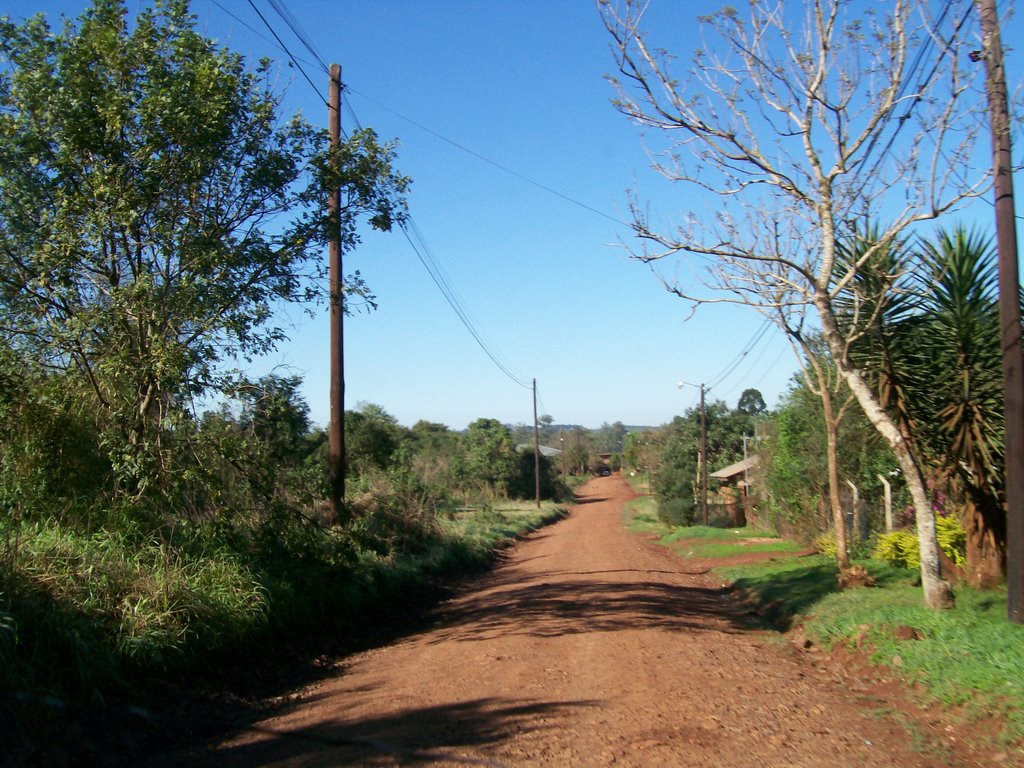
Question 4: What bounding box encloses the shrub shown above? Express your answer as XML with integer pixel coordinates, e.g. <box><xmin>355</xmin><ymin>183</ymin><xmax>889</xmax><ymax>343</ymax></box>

<box><xmin>872</xmin><ymin>530</ymin><xmax>921</xmax><ymax>569</ymax></box>
<box><xmin>657</xmin><ymin>496</ymin><xmax>695</xmax><ymax>527</ymax></box>
<box><xmin>936</xmin><ymin>513</ymin><xmax>966</xmax><ymax>566</ymax></box>
<box><xmin>872</xmin><ymin>515</ymin><xmax>966</xmax><ymax>570</ymax></box>
<box><xmin>815</xmin><ymin>530</ymin><xmax>838</xmax><ymax>559</ymax></box>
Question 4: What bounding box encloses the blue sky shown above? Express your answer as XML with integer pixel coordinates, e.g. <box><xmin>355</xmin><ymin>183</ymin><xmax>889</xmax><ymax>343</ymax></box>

<box><xmin>9</xmin><ymin>1</ymin><xmax>1016</xmax><ymax>430</ymax></box>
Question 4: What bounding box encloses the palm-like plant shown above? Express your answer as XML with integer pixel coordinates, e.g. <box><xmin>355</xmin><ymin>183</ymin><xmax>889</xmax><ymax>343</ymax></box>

<box><xmin>829</xmin><ymin>225</ymin><xmax>916</xmax><ymax>567</ymax></box>
<box><xmin>906</xmin><ymin>227</ymin><xmax>1004</xmax><ymax>586</ymax></box>
<box><xmin>837</xmin><ymin>225</ymin><xmax>1007</xmax><ymax>587</ymax></box>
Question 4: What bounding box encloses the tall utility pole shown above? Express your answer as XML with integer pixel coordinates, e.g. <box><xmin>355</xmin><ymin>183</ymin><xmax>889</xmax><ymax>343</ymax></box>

<box><xmin>699</xmin><ymin>383</ymin><xmax>708</xmax><ymax>527</ymax></box>
<box><xmin>533</xmin><ymin>379</ymin><xmax>541</xmax><ymax>509</ymax></box>
<box><xmin>977</xmin><ymin>0</ymin><xmax>1024</xmax><ymax>623</ymax></box>
<box><xmin>327</xmin><ymin>64</ymin><xmax>345</xmax><ymax>520</ymax></box>
<box><xmin>679</xmin><ymin>381</ymin><xmax>708</xmax><ymax>526</ymax></box>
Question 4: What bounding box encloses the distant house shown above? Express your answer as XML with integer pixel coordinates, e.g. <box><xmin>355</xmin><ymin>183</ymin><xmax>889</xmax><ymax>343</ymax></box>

<box><xmin>516</xmin><ymin>444</ymin><xmax>562</xmax><ymax>458</ymax></box>
<box><xmin>710</xmin><ymin>454</ymin><xmax>760</xmax><ymax>494</ymax></box>
<box><xmin>710</xmin><ymin>454</ymin><xmax>761</xmax><ymax>527</ymax></box>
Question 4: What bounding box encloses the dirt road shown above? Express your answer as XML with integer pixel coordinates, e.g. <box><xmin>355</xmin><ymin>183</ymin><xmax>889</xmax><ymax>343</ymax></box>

<box><xmin>160</xmin><ymin>476</ymin><xmax>975</xmax><ymax>767</ymax></box>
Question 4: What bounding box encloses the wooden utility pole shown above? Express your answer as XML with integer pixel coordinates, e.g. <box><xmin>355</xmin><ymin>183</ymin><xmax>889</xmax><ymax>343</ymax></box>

<box><xmin>533</xmin><ymin>379</ymin><xmax>541</xmax><ymax>509</ymax></box>
<box><xmin>699</xmin><ymin>383</ymin><xmax>708</xmax><ymax>527</ymax></box>
<box><xmin>328</xmin><ymin>63</ymin><xmax>345</xmax><ymax>520</ymax></box>
<box><xmin>977</xmin><ymin>0</ymin><xmax>1024</xmax><ymax>623</ymax></box>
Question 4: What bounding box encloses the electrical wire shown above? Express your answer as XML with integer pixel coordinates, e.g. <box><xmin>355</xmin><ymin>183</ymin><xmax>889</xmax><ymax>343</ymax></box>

<box><xmin>398</xmin><ymin>220</ymin><xmax>533</xmax><ymax>390</ymax></box>
<box><xmin>266</xmin><ymin>0</ymin><xmax>328</xmax><ymax>72</ymax></box>
<box><xmin>221</xmin><ymin>2</ymin><xmax>545</xmax><ymax>399</ymax></box>
<box><xmin>536</xmin><ymin>387</ymin><xmax>550</xmax><ymax>422</ymax></box>
<box><xmin>845</xmin><ymin>0</ymin><xmax>966</xmax><ymax>220</ymax></box>
<box><xmin>704</xmin><ymin>319</ymin><xmax>773</xmax><ymax>392</ymax></box>
<box><xmin>343</xmin><ymin>85</ymin><xmax>631</xmax><ymax>229</ymax></box>
<box><xmin>713</xmin><ymin>327</ymin><xmax>787</xmax><ymax>402</ymax></box>
<box><xmin>206</xmin><ymin>0</ymin><xmax>322</xmax><ymax>72</ymax></box>
<box><xmin>244</xmin><ymin>0</ymin><xmax>324</xmax><ymax>102</ymax></box>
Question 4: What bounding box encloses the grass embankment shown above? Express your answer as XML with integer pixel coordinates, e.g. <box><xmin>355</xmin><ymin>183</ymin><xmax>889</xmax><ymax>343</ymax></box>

<box><xmin>1</xmin><ymin>500</ymin><xmax>565</xmax><ymax>707</ymax></box>
<box><xmin>625</xmin><ymin>494</ymin><xmax>1024</xmax><ymax>750</ymax></box>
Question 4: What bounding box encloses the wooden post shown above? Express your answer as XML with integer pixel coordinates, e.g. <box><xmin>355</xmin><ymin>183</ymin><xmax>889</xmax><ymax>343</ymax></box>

<box><xmin>327</xmin><ymin>64</ymin><xmax>345</xmax><ymax>520</ymax></box>
<box><xmin>533</xmin><ymin>379</ymin><xmax>541</xmax><ymax>509</ymax></box>
<box><xmin>700</xmin><ymin>384</ymin><xmax>708</xmax><ymax>526</ymax></box>
<box><xmin>977</xmin><ymin>0</ymin><xmax>1024</xmax><ymax>623</ymax></box>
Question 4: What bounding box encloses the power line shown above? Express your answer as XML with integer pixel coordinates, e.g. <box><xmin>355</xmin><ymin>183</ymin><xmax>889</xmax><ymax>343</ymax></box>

<box><xmin>845</xmin><ymin>0</ymin><xmax>965</xmax><ymax>219</ymax></box>
<box><xmin>705</xmin><ymin>319</ymin><xmax>773</xmax><ymax>392</ymax></box>
<box><xmin>399</xmin><ymin>220</ymin><xmax>532</xmax><ymax>390</ymax></box>
<box><xmin>206</xmin><ymin>0</ymin><xmax>320</xmax><ymax>71</ymax></box>
<box><xmin>713</xmin><ymin>328</ymin><xmax>787</xmax><ymax>402</ymax></box>
<box><xmin>266</xmin><ymin>0</ymin><xmax>328</xmax><ymax>72</ymax></box>
<box><xmin>343</xmin><ymin>85</ymin><xmax>631</xmax><ymax>229</ymax></box>
<box><xmin>233</xmin><ymin>2</ymin><xmax>536</xmax><ymax>394</ymax></box>
<box><xmin>244</xmin><ymin>0</ymin><xmax>323</xmax><ymax>102</ymax></box>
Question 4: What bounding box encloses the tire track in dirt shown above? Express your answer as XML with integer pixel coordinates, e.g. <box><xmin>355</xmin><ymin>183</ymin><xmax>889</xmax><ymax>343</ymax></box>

<box><xmin>155</xmin><ymin>476</ymin><xmax>975</xmax><ymax>767</ymax></box>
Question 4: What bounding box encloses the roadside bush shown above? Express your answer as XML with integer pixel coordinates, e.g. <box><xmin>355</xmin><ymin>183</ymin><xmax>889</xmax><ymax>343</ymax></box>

<box><xmin>936</xmin><ymin>513</ymin><xmax>967</xmax><ymax>566</ymax></box>
<box><xmin>347</xmin><ymin>468</ymin><xmax>449</xmax><ymax>557</ymax></box>
<box><xmin>873</xmin><ymin>530</ymin><xmax>920</xmax><ymax>569</ymax></box>
<box><xmin>815</xmin><ymin>530</ymin><xmax>838</xmax><ymax>559</ymax></box>
<box><xmin>658</xmin><ymin>496</ymin><xmax>695</xmax><ymax>527</ymax></box>
<box><xmin>872</xmin><ymin>515</ymin><xmax>966</xmax><ymax>570</ymax></box>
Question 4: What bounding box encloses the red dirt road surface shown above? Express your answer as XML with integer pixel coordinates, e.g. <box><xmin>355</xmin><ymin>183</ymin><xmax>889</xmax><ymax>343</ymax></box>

<box><xmin>157</xmin><ymin>476</ymin><xmax>982</xmax><ymax>767</ymax></box>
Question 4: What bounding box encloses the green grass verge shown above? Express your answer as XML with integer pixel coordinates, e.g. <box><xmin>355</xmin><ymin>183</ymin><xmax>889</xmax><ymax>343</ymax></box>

<box><xmin>799</xmin><ymin>572</ymin><xmax>1024</xmax><ymax>741</ymax></box>
<box><xmin>445</xmin><ymin>500</ymin><xmax>565</xmax><ymax>551</ymax></box>
<box><xmin>1</xmin><ymin>499</ymin><xmax>566</xmax><ymax>705</ymax></box>
<box><xmin>624</xmin><ymin>496</ymin><xmax>1024</xmax><ymax>748</ymax></box>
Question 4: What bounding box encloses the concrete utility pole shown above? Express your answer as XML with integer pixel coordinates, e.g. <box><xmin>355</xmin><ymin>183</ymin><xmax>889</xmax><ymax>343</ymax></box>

<box><xmin>328</xmin><ymin>64</ymin><xmax>345</xmax><ymax>520</ymax></box>
<box><xmin>976</xmin><ymin>0</ymin><xmax>1024</xmax><ymax>623</ymax></box>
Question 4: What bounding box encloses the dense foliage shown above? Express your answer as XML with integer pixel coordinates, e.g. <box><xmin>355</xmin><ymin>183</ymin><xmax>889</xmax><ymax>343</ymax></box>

<box><xmin>622</xmin><ymin>391</ymin><xmax>766</xmax><ymax>527</ymax></box>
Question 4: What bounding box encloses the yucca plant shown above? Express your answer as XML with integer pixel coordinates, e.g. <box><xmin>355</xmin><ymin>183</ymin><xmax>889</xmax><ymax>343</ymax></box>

<box><xmin>907</xmin><ymin>227</ymin><xmax>1005</xmax><ymax>587</ymax></box>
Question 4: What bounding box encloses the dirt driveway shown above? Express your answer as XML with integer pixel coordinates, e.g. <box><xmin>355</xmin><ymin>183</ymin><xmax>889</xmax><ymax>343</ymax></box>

<box><xmin>156</xmin><ymin>476</ymin><xmax>979</xmax><ymax>767</ymax></box>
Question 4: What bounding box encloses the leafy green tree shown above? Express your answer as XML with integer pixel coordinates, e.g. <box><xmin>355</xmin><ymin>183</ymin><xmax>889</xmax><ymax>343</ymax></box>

<box><xmin>537</xmin><ymin>414</ymin><xmax>555</xmax><ymax>445</ymax></box>
<box><xmin>460</xmin><ymin>418</ymin><xmax>517</xmax><ymax>497</ymax></box>
<box><xmin>761</xmin><ymin>381</ymin><xmax>829</xmax><ymax>540</ymax></box>
<box><xmin>737</xmin><ymin>389</ymin><xmax>767</xmax><ymax>417</ymax></box>
<box><xmin>593</xmin><ymin>421</ymin><xmax>628</xmax><ymax>454</ymax></box>
<box><xmin>510</xmin><ymin>449</ymin><xmax>561</xmax><ymax>501</ymax></box>
<box><xmin>403</xmin><ymin>421</ymin><xmax>457</xmax><ymax>491</ymax></box>
<box><xmin>654</xmin><ymin>394</ymin><xmax>768</xmax><ymax>527</ymax></box>
<box><xmin>654</xmin><ymin>416</ymin><xmax>699</xmax><ymax>525</ymax></box>
<box><xmin>762</xmin><ymin>373</ymin><xmax>897</xmax><ymax>547</ymax></box>
<box><xmin>563</xmin><ymin>427</ymin><xmax>591</xmax><ymax>476</ymax></box>
<box><xmin>0</xmin><ymin>1</ymin><xmax>407</xmax><ymax>496</ymax></box>
<box><xmin>238</xmin><ymin>374</ymin><xmax>311</xmax><ymax>465</ymax></box>
<box><xmin>345</xmin><ymin>403</ymin><xmax>404</xmax><ymax>477</ymax></box>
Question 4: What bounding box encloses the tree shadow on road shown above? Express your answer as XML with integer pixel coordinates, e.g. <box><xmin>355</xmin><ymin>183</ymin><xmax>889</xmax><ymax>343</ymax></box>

<box><xmin>191</xmin><ymin>697</ymin><xmax>599</xmax><ymax>768</ymax></box>
<box><xmin>426</xmin><ymin>576</ymin><xmax>755</xmax><ymax>644</ymax></box>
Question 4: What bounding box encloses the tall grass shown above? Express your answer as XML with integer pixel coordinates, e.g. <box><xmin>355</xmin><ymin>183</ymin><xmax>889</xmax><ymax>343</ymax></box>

<box><xmin>0</xmin><ymin>497</ymin><xmax>566</xmax><ymax>709</ymax></box>
<box><xmin>1</xmin><ymin>519</ymin><xmax>269</xmax><ymax>697</ymax></box>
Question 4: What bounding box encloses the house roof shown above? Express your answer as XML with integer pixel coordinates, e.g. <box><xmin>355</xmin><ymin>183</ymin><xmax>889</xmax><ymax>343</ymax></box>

<box><xmin>710</xmin><ymin>454</ymin><xmax>760</xmax><ymax>481</ymax></box>
<box><xmin>516</xmin><ymin>444</ymin><xmax>562</xmax><ymax>457</ymax></box>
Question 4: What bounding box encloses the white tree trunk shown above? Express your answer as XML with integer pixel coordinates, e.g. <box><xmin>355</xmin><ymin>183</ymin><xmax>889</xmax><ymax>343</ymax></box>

<box><xmin>816</xmin><ymin>296</ymin><xmax>953</xmax><ymax>608</ymax></box>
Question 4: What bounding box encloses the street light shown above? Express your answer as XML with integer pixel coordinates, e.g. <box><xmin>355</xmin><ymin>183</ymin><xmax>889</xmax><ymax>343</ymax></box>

<box><xmin>678</xmin><ymin>380</ymin><xmax>708</xmax><ymax>526</ymax></box>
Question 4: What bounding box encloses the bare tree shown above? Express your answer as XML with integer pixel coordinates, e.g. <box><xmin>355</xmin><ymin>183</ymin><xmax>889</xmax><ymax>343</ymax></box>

<box><xmin>786</xmin><ymin>329</ymin><xmax>856</xmax><ymax>570</ymax></box>
<box><xmin>600</xmin><ymin>0</ymin><xmax>992</xmax><ymax>608</ymax></box>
